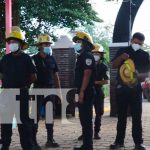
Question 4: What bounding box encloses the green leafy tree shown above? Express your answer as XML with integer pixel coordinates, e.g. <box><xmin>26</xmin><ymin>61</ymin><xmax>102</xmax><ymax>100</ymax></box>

<box><xmin>82</xmin><ymin>24</ymin><xmax>113</xmax><ymax>64</ymax></box>
<box><xmin>0</xmin><ymin>0</ymin><xmax>101</xmax><ymax>48</ymax></box>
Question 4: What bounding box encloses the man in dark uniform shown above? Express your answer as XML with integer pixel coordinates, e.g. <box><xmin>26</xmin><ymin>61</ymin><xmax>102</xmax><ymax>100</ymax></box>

<box><xmin>73</xmin><ymin>31</ymin><xmax>95</xmax><ymax>150</ymax></box>
<box><xmin>32</xmin><ymin>33</ymin><xmax>60</xmax><ymax>148</ymax></box>
<box><xmin>110</xmin><ymin>32</ymin><xmax>149</xmax><ymax>150</ymax></box>
<box><xmin>92</xmin><ymin>43</ymin><xmax>109</xmax><ymax>139</ymax></box>
<box><xmin>0</xmin><ymin>26</ymin><xmax>37</xmax><ymax>150</ymax></box>
<box><xmin>77</xmin><ymin>43</ymin><xmax>109</xmax><ymax>141</ymax></box>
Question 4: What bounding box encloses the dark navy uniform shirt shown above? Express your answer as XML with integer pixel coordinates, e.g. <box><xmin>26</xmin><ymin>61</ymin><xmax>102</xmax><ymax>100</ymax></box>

<box><xmin>75</xmin><ymin>51</ymin><xmax>96</xmax><ymax>91</ymax></box>
<box><xmin>0</xmin><ymin>52</ymin><xmax>36</xmax><ymax>88</ymax></box>
<box><xmin>95</xmin><ymin>63</ymin><xmax>109</xmax><ymax>88</ymax></box>
<box><xmin>32</xmin><ymin>53</ymin><xmax>58</xmax><ymax>88</ymax></box>
<box><xmin>113</xmin><ymin>46</ymin><xmax>150</xmax><ymax>86</ymax></box>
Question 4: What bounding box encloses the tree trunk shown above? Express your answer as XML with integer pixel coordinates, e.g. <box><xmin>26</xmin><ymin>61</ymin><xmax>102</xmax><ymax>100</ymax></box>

<box><xmin>12</xmin><ymin>0</ymin><xmax>20</xmax><ymax>26</ymax></box>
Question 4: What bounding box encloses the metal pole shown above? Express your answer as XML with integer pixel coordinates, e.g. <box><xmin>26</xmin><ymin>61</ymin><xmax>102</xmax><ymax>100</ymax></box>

<box><xmin>5</xmin><ymin>0</ymin><xmax>12</xmax><ymax>54</ymax></box>
<box><xmin>129</xmin><ymin>0</ymin><xmax>132</xmax><ymax>45</ymax></box>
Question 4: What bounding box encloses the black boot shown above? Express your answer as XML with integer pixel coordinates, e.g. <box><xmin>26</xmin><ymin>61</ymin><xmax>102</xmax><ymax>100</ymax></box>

<box><xmin>0</xmin><ymin>139</ymin><xmax>2</xmax><ymax>144</ymax></box>
<box><xmin>134</xmin><ymin>144</ymin><xmax>146</xmax><ymax>150</ymax></box>
<box><xmin>94</xmin><ymin>133</ymin><xmax>101</xmax><ymax>140</ymax></box>
<box><xmin>32</xmin><ymin>128</ymin><xmax>41</xmax><ymax>150</ymax></box>
<box><xmin>77</xmin><ymin>135</ymin><xmax>83</xmax><ymax>141</ymax></box>
<box><xmin>33</xmin><ymin>143</ymin><xmax>41</xmax><ymax>150</ymax></box>
<box><xmin>109</xmin><ymin>142</ymin><xmax>124</xmax><ymax>149</ymax></box>
<box><xmin>45</xmin><ymin>125</ymin><xmax>59</xmax><ymax>148</ymax></box>
<box><xmin>45</xmin><ymin>139</ymin><xmax>59</xmax><ymax>148</ymax></box>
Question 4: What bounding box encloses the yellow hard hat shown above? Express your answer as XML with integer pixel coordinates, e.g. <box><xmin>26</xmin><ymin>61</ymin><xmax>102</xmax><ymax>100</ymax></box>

<box><xmin>92</xmin><ymin>43</ymin><xmax>105</xmax><ymax>53</ymax></box>
<box><xmin>120</xmin><ymin>59</ymin><xmax>137</xmax><ymax>86</ymax></box>
<box><xmin>72</xmin><ymin>31</ymin><xmax>93</xmax><ymax>44</ymax></box>
<box><xmin>36</xmin><ymin>33</ymin><xmax>52</xmax><ymax>45</ymax></box>
<box><xmin>6</xmin><ymin>26</ymin><xmax>28</xmax><ymax>50</ymax></box>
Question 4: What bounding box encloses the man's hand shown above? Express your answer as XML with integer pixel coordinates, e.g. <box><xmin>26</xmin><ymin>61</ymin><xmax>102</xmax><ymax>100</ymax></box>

<box><xmin>120</xmin><ymin>53</ymin><xmax>129</xmax><ymax>61</ymax></box>
<box><xmin>78</xmin><ymin>91</ymin><xmax>84</xmax><ymax>104</ymax></box>
<box><xmin>112</xmin><ymin>53</ymin><xmax>129</xmax><ymax>68</ymax></box>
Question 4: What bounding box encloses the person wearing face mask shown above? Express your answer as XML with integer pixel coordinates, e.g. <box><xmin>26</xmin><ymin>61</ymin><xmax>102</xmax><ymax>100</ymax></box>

<box><xmin>0</xmin><ymin>26</ymin><xmax>37</xmax><ymax>150</ymax></box>
<box><xmin>77</xmin><ymin>44</ymin><xmax>109</xmax><ymax>141</ymax></box>
<box><xmin>32</xmin><ymin>33</ymin><xmax>60</xmax><ymax>148</ymax></box>
<box><xmin>110</xmin><ymin>32</ymin><xmax>150</xmax><ymax>150</ymax></box>
<box><xmin>92</xmin><ymin>44</ymin><xmax>109</xmax><ymax>139</ymax></box>
<box><xmin>73</xmin><ymin>31</ymin><xmax>96</xmax><ymax>150</ymax></box>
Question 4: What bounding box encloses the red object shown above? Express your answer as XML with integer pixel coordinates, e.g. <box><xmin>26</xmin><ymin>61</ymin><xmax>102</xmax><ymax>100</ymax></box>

<box><xmin>5</xmin><ymin>0</ymin><xmax>12</xmax><ymax>54</ymax></box>
<box><xmin>142</xmin><ymin>81</ymin><xmax>150</xmax><ymax>89</ymax></box>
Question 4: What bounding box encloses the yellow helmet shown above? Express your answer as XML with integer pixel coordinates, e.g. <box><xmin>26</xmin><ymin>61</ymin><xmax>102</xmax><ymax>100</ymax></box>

<box><xmin>36</xmin><ymin>33</ymin><xmax>53</xmax><ymax>45</ymax></box>
<box><xmin>120</xmin><ymin>59</ymin><xmax>137</xmax><ymax>86</ymax></box>
<box><xmin>72</xmin><ymin>31</ymin><xmax>93</xmax><ymax>44</ymax></box>
<box><xmin>92</xmin><ymin>43</ymin><xmax>105</xmax><ymax>53</ymax></box>
<box><xmin>6</xmin><ymin>26</ymin><xmax>28</xmax><ymax>50</ymax></box>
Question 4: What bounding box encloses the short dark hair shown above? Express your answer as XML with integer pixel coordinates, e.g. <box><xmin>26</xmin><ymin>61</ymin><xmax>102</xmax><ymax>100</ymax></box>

<box><xmin>132</xmin><ymin>32</ymin><xmax>145</xmax><ymax>41</ymax></box>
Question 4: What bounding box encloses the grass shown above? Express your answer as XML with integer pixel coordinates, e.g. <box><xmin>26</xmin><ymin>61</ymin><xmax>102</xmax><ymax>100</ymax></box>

<box><xmin>102</xmin><ymin>84</ymin><xmax>110</xmax><ymax>97</ymax></box>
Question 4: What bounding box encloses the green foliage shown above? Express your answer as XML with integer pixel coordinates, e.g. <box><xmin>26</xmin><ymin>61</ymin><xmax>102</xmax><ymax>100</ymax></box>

<box><xmin>0</xmin><ymin>48</ymin><xmax>5</xmax><ymax>59</ymax></box>
<box><xmin>0</xmin><ymin>0</ymin><xmax>101</xmax><ymax>47</ymax></box>
<box><xmin>24</xmin><ymin>46</ymin><xmax>38</xmax><ymax>56</ymax></box>
<box><xmin>82</xmin><ymin>24</ymin><xmax>113</xmax><ymax>64</ymax></box>
<box><xmin>103</xmin><ymin>84</ymin><xmax>110</xmax><ymax>97</ymax></box>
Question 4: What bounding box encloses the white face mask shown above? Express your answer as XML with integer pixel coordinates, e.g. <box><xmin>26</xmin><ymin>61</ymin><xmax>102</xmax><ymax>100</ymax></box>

<box><xmin>94</xmin><ymin>55</ymin><xmax>100</xmax><ymax>62</ymax></box>
<box><xmin>9</xmin><ymin>43</ymin><xmax>19</xmax><ymax>52</ymax></box>
<box><xmin>131</xmin><ymin>43</ymin><xmax>141</xmax><ymax>51</ymax></box>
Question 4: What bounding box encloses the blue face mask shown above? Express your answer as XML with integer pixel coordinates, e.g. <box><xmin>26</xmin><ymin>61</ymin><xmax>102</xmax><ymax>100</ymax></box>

<box><xmin>74</xmin><ymin>43</ymin><xmax>82</xmax><ymax>53</ymax></box>
<box><xmin>43</xmin><ymin>47</ymin><xmax>52</xmax><ymax>55</ymax></box>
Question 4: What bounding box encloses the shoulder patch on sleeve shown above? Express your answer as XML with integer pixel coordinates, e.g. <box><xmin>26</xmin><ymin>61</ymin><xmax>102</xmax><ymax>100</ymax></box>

<box><xmin>85</xmin><ymin>58</ymin><xmax>92</xmax><ymax>66</ymax></box>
